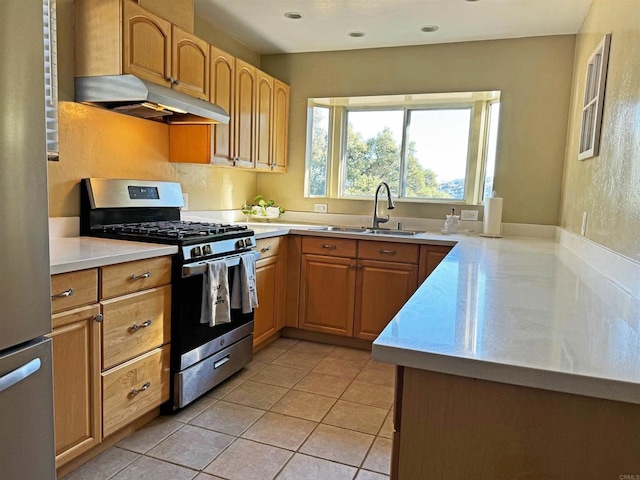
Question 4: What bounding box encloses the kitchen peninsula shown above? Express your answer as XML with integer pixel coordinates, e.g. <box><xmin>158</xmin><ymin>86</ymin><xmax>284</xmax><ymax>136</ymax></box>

<box><xmin>372</xmin><ymin>232</ymin><xmax>640</xmax><ymax>479</ymax></box>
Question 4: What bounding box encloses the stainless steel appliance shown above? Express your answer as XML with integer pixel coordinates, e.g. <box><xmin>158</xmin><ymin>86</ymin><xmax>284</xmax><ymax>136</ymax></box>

<box><xmin>0</xmin><ymin>1</ymin><xmax>56</xmax><ymax>478</ymax></box>
<box><xmin>80</xmin><ymin>178</ymin><xmax>259</xmax><ymax>409</ymax></box>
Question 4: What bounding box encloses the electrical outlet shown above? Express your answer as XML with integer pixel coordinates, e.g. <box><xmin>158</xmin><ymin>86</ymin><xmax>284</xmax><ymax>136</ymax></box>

<box><xmin>314</xmin><ymin>203</ymin><xmax>328</xmax><ymax>213</ymax></box>
<box><xmin>581</xmin><ymin>212</ymin><xmax>588</xmax><ymax>236</ymax></box>
<box><xmin>182</xmin><ymin>193</ymin><xmax>188</xmax><ymax>210</ymax></box>
<box><xmin>460</xmin><ymin>210</ymin><xmax>478</xmax><ymax>221</ymax></box>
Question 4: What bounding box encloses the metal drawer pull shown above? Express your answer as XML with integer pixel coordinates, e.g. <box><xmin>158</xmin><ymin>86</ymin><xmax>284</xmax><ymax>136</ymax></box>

<box><xmin>214</xmin><ymin>355</ymin><xmax>230</xmax><ymax>369</ymax></box>
<box><xmin>130</xmin><ymin>271</ymin><xmax>151</xmax><ymax>281</ymax></box>
<box><xmin>349</xmin><ymin>264</ymin><xmax>356</xmax><ymax>269</ymax></box>
<box><xmin>379</xmin><ymin>249</ymin><xmax>397</xmax><ymax>255</ymax></box>
<box><xmin>129</xmin><ymin>381</ymin><xmax>151</xmax><ymax>397</ymax></box>
<box><xmin>51</xmin><ymin>288</ymin><xmax>74</xmax><ymax>299</ymax></box>
<box><xmin>260</xmin><ymin>245</ymin><xmax>272</xmax><ymax>253</ymax></box>
<box><xmin>322</xmin><ymin>244</ymin><xmax>337</xmax><ymax>250</ymax></box>
<box><xmin>130</xmin><ymin>320</ymin><xmax>152</xmax><ymax>331</ymax></box>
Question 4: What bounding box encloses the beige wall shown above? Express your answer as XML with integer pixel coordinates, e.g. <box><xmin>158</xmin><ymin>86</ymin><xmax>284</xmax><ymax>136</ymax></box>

<box><xmin>258</xmin><ymin>36</ymin><xmax>576</xmax><ymax>224</ymax></box>
<box><xmin>560</xmin><ymin>0</ymin><xmax>640</xmax><ymax>261</ymax></box>
<box><xmin>194</xmin><ymin>16</ymin><xmax>260</xmax><ymax>68</ymax></box>
<box><xmin>48</xmin><ymin>0</ymin><xmax>258</xmax><ymax>217</ymax></box>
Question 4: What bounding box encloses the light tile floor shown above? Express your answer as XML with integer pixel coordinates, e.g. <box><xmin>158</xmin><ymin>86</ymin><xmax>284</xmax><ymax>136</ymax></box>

<box><xmin>62</xmin><ymin>339</ymin><xmax>393</xmax><ymax>480</ymax></box>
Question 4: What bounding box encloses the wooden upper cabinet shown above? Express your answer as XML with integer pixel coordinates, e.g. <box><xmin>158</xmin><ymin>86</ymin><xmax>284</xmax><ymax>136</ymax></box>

<box><xmin>255</xmin><ymin>71</ymin><xmax>274</xmax><ymax>171</ymax></box>
<box><xmin>137</xmin><ymin>0</ymin><xmax>194</xmax><ymax>33</ymax></box>
<box><xmin>122</xmin><ymin>0</ymin><xmax>172</xmax><ymax>86</ymax></box>
<box><xmin>234</xmin><ymin>59</ymin><xmax>257</xmax><ymax>168</ymax></box>
<box><xmin>171</xmin><ymin>26</ymin><xmax>209</xmax><ymax>100</ymax></box>
<box><xmin>210</xmin><ymin>47</ymin><xmax>236</xmax><ymax>166</ymax></box>
<box><xmin>272</xmin><ymin>80</ymin><xmax>290</xmax><ymax>172</ymax></box>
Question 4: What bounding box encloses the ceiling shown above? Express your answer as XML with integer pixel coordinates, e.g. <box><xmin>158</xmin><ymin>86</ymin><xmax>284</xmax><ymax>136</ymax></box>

<box><xmin>195</xmin><ymin>0</ymin><xmax>593</xmax><ymax>55</ymax></box>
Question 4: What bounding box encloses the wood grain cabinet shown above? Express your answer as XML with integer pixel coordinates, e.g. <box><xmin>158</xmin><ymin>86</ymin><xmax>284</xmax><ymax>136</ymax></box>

<box><xmin>253</xmin><ymin>237</ymin><xmax>287</xmax><ymax>346</ymax></box>
<box><xmin>297</xmin><ymin>237</ymin><xmax>450</xmax><ymax>340</ymax></box>
<box><xmin>76</xmin><ymin>0</ymin><xmax>209</xmax><ymax>99</ymax></box>
<box><xmin>169</xmin><ymin>50</ymin><xmax>289</xmax><ymax>172</ymax></box>
<box><xmin>49</xmin><ymin>303</ymin><xmax>102</xmax><ymax>468</ymax></box>
<box><xmin>49</xmin><ymin>256</ymin><xmax>172</xmax><ymax>468</ymax></box>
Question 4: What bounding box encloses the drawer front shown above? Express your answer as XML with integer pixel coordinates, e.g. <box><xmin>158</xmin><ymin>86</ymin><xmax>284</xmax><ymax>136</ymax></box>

<box><xmin>51</xmin><ymin>269</ymin><xmax>98</xmax><ymax>314</ymax></box>
<box><xmin>302</xmin><ymin>236</ymin><xmax>357</xmax><ymax>258</ymax></box>
<box><xmin>101</xmin><ymin>286</ymin><xmax>171</xmax><ymax>370</ymax></box>
<box><xmin>358</xmin><ymin>240</ymin><xmax>419</xmax><ymax>264</ymax></box>
<box><xmin>256</xmin><ymin>236</ymin><xmax>281</xmax><ymax>259</ymax></box>
<box><xmin>101</xmin><ymin>256</ymin><xmax>172</xmax><ymax>299</ymax></box>
<box><xmin>102</xmin><ymin>345</ymin><xmax>170</xmax><ymax>438</ymax></box>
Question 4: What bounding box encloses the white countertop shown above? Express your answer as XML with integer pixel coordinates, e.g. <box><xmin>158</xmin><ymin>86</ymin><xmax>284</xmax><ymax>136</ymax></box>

<box><xmin>49</xmin><ymin>237</ymin><xmax>178</xmax><ymax>274</ymax></box>
<box><xmin>372</xmin><ymin>235</ymin><xmax>640</xmax><ymax>405</ymax></box>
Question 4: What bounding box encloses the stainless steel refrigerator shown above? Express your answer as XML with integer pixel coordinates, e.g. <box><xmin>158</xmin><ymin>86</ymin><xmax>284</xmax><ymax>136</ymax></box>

<box><xmin>0</xmin><ymin>1</ymin><xmax>57</xmax><ymax>478</ymax></box>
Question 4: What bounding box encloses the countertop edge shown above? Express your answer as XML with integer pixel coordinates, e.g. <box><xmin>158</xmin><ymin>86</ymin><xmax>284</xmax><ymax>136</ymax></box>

<box><xmin>372</xmin><ymin>343</ymin><xmax>640</xmax><ymax>405</ymax></box>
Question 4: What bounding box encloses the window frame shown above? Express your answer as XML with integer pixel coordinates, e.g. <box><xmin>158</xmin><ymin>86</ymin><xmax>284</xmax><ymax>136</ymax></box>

<box><xmin>305</xmin><ymin>93</ymin><xmax>500</xmax><ymax>205</ymax></box>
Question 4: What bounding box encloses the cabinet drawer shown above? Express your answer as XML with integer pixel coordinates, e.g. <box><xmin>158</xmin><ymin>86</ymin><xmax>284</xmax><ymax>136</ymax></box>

<box><xmin>358</xmin><ymin>241</ymin><xmax>419</xmax><ymax>264</ymax></box>
<box><xmin>302</xmin><ymin>236</ymin><xmax>357</xmax><ymax>258</ymax></box>
<box><xmin>102</xmin><ymin>345</ymin><xmax>170</xmax><ymax>438</ymax></box>
<box><xmin>101</xmin><ymin>286</ymin><xmax>172</xmax><ymax>370</ymax></box>
<box><xmin>256</xmin><ymin>237</ymin><xmax>281</xmax><ymax>259</ymax></box>
<box><xmin>51</xmin><ymin>269</ymin><xmax>98</xmax><ymax>314</ymax></box>
<box><xmin>101</xmin><ymin>256</ymin><xmax>172</xmax><ymax>299</ymax></box>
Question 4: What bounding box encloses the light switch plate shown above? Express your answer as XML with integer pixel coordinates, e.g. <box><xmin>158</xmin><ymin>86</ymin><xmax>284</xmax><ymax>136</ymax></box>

<box><xmin>461</xmin><ymin>210</ymin><xmax>478</xmax><ymax>221</ymax></box>
<box><xmin>314</xmin><ymin>203</ymin><xmax>328</xmax><ymax>213</ymax></box>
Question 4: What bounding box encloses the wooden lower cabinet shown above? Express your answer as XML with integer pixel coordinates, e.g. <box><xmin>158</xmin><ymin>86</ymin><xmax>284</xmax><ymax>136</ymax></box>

<box><xmin>102</xmin><ymin>345</ymin><xmax>170</xmax><ymax>437</ymax></box>
<box><xmin>354</xmin><ymin>260</ymin><xmax>418</xmax><ymax>341</ymax></box>
<box><xmin>254</xmin><ymin>256</ymin><xmax>278</xmax><ymax>345</ymax></box>
<box><xmin>50</xmin><ymin>304</ymin><xmax>102</xmax><ymax>468</ymax></box>
<box><xmin>418</xmin><ymin>244</ymin><xmax>452</xmax><ymax>283</ymax></box>
<box><xmin>299</xmin><ymin>254</ymin><xmax>356</xmax><ymax>336</ymax></box>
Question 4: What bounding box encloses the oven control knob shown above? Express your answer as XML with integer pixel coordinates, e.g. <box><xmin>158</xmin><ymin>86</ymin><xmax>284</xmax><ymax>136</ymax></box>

<box><xmin>235</xmin><ymin>239</ymin><xmax>246</xmax><ymax>249</ymax></box>
<box><xmin>191</xmin><ymin>246</ymin><xmax>202</xmax><ymax>258</ymax></box>
<box><xmin>202</xmin><ymin>245</ymin><xmax>212</xmax><ymax>256</ymax></box>
<box><xmin>244</xmin><ymin>238</ymin><xmax>253</xmax><ymax>247</ymax></box>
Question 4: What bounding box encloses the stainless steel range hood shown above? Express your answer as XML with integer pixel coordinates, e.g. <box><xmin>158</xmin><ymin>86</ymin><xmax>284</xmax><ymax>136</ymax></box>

<box><xmin>75</xmin><ymin>74</ymin><xmax>229</xmax><ymax>125</ymax></box>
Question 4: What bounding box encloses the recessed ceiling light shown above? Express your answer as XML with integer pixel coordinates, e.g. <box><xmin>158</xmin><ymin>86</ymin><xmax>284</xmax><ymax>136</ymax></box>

<box><xmin>348</xmin><ymin>31</ymin><xmax>366</xmax><ymax>38</ymax></box>
<box><xmin>284</xmin><ymin>12</ymin><xmax>303</xmax><ymax>20</ymax></box>
<box><xmin>421</xmin><ymin>25</ymin><xmax>439</xmax><ymax>33</ymax></box>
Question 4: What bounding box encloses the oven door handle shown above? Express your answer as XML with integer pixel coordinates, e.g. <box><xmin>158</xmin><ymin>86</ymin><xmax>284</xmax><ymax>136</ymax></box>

<box><xmin>182</xmin><ymin>251</ymin><xmax>261</xmax><ymax>278</ymax></box>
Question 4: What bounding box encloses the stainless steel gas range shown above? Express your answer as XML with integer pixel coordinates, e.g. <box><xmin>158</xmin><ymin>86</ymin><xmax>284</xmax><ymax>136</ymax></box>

<box><xmin>80</xmin><ymin>178</ymin><xmax>258</xmax><ymax>409</ymax></box>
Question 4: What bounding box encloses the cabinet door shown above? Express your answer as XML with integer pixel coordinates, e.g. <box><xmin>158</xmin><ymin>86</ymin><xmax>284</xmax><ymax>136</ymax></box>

<box><xmin>272</xmin><ymin>80</ymin><xmax>290</xmax><ymax>173</ymax></box>
<box><xmin>234</xmin><ymin>59</ymin><xmax>256</xmax><ymax>168</ymax></box>
<box><xmin>255</xmin><ymin>71</ymin><xmax>274</xmax><ymax>171</ymax></box>
<box><xmin>354</xmin><ymin>260</ymin><xmax>418</xmax><ymax>341</ymax></box>
<box><xmin>122</xmin><ymin>0</ymin><xmax>171</xmax><ymax>86</ymax></box>
<box><xmin>211</xmin><ymin>47</ymin><xmax>235</xmax><ymax>166</ymax></box>
<box><xmin>418</xmin><ymin>245</ymin><xmax>452</xmax><ymax>284</ymax></box>
<box><xmin>299</xmin><ymin>254</ymin><xmax>356</xmax><ymax>336</ymax></box>
<box><xmin>254</xmin><ymin>256</ymin><xmax>278</xmax><ymax>346</ymax></box>
<box><xmin>171</xmin><ymin>26</ymin><xmax>209</xmax><ymax>100</ymax></box>
<box><xmin>49</xmin><ymin>304</ymin><xmax>101</xmax><ymax>467</ymax></box>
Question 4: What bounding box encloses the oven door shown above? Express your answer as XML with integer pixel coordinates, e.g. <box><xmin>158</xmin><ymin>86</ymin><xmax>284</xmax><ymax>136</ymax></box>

<box><xmin>171</xmin><ymin>252</ymin><xmax>258</xmax><ymax>408</ymax></box>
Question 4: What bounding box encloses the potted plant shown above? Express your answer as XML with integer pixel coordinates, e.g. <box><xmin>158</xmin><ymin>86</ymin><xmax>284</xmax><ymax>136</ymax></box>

<box><xmin>241</xmin><ymin>195</ymin><xmax>285</xmax><ymax>220</ymax></box>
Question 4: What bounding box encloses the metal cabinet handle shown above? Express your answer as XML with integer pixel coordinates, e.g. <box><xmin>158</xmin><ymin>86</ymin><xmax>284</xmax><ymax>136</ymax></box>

<box><xmin>0</xmin><ymin>358</ymin><xmax>41</xmax><ymax>394</ymax></box>
<box><xmin>322</xmin><ymin>244</ymin><xmax>337</xmax><ymax>250</ymax></box>
<box><xmin>130</xmin><ymin>320</ymin><xmax>152</xmax><ymax>331</ymax></box>
<box><xmin>173</xmin><ymin>78</ymin><xmax>180</xmax><ymax>85</ymax></box>
<box><xmin>129</xmin><ymin>381</ymin><xmax>151</xmax><ymax>397</ymax></box>
<box><xmin>349</xmin><ymin>264</ymin><xmax>356</xmax><ymax>269</ymax></box>
<box><xmin>51</xmin><ymin>288</ymin><xmax>74</xmax><ymax>299</ymax></box>
<box><xmin>94</xmin><ymin>313</ymin><xmax>104</xmax><ymax>323</ymax></box>
<box><xmin>130</xmin><ymin>271</ymin><xmax>151</xmax><ymax>281</ymax></box>
<box><xmin>379</xmin><ymin>249</ymin><xmax>396</xmax><ymax>255</ymax></box>
<box><xmin>260</xmin><ymin>245</ymin><xmax>272</xmax><ymax>253</ymax></box>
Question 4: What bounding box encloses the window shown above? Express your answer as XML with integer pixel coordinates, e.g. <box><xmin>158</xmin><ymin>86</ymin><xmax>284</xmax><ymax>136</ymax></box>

<box><xmin>578</xmin><ymin>34</ymin><xmax>610</xmax><ymax>161</ymax></box>
<box><xmin>305</xmin><ymin>91</ymin><xmax>500</xmax><ymax>205</ymax></box>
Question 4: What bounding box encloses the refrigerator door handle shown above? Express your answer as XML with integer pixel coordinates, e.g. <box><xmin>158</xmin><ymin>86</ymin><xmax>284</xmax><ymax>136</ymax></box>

<box><xmin>0</xmin><ymin>358</ymin><xmax>41</xmax><ymax>394</ymax></box>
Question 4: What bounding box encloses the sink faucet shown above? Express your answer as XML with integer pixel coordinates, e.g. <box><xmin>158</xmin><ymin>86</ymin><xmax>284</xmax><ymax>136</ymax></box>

<box><xmin>372</xmin><ymin>182</ymin><xmax>395</xmax><ymax>229</ymax></box>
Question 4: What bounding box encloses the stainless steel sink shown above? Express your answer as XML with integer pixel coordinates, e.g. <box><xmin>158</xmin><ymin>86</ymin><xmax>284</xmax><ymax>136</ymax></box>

<box><xmin>316</xmin><ymin>226</ymin><xmax>369</xmax><ymax>233</ymax></box>
<box><xmin>316</xmin><ymin>226</ymin><xmax>421</xmax><ymax>236</ymax></box>
<box><xmin>367</xmin><ymin>229</ymin><xmax>420</xmax><ymax>236</ymax></box>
